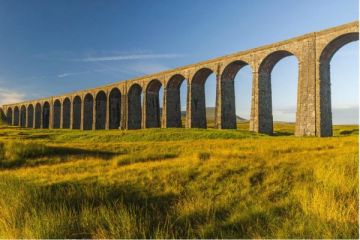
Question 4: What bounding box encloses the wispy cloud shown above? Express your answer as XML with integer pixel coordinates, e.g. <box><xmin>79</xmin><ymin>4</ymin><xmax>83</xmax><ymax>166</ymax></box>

<box><xmin>74</xmin><ymin>53</ymin><xmax>184</xmax><ymax>62</ymax></box>
<box><xmin>124</xmin><ymin>62</ymin><xmax>169</xmax><ymax>75</ymax></box>
<box><xmin>0</xmin><ymin>88</ymin><xmax>25</xmax><ymax>105</ymax></box>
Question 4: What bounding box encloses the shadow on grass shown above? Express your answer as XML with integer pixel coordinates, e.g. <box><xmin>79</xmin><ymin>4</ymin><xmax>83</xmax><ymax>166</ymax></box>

<box><xmin>339</xmin><ymin>129</ymin><xmax>359</xmax><ymax>135</ymax></box>
<box><xmin>0</xmin><ymin>146</ymin><xmax>118</xmax><ymax>169</ymax></box>
<box><xmin>272</xmin><ymin>131</ymin><xmax>293</xmax><ymax>136</ymax></box>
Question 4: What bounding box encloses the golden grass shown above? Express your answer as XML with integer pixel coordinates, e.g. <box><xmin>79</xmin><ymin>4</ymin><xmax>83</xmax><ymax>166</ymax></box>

<box><xmin>0</xmin><ymin>123</ymin><xmax>358</xmax><ymax>238</ymax></box>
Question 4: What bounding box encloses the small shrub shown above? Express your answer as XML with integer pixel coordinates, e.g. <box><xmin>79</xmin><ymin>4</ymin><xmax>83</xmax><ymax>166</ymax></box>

<box><xmin>198</xmin><ymin>152</ymin><xmax>211</xmax><ymax>161</ymax></box>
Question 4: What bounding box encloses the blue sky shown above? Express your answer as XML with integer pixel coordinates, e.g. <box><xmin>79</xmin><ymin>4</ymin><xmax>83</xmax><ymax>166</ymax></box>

<box><xmin>0</xmin><ymin>0</ymin><xmax>358</xmax><ymax>123</ymax></box>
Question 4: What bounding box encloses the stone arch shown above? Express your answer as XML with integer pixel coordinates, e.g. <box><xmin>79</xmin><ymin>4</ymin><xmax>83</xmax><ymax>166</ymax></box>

<box><xmin>27</xmin><ymin>104</ymin><xmax>34</xmax><ymax>128</ymax></box>
<box><xmin>145</xmin><ymin>79</ymin><xmax>162</xmax><ymax>128</ymax></box>
<box><xmin>257</xmin><ymin>50</ymin><xmax>298</xmax><ymax>134</ymax></box>
<box><xmin>95</xmin><ymin>91</ymin><xmax>107</xmax><ymax>130</ymax></box>
<box><xmin>35</xmin><ymin>103</ymin><xmax>41</xmax><ymax>128</ymax></box>
<box><xmin>220</xmin><ymin>60</ymin><xmax>251</xmax><ymax>129</ymax></box>
<box><xmin>83</xmin><ymin>93</ymin><xmax>94</xmax><ymax>130</ymax></box>
<box><xmin>53</xmin><ymin>99</ymin><xmax>61</xmax><ymax>129</ymax></box>
<box><xmin>166</xmin><ymin>74</ymin><xmax>186</xmax><ymax>127</ymax></box>
<box><xmin>72</xmin><ymin>96</ymin><xmax>82</xmax><ymax>129</ymax></box>
<box><xmin>13</xmin><ymin>106</ymin><xmax>19</xmax><ymax>126</ymax></box>
<box><xmin>191</xmin><ymin>67</ymin><xmax>214</xmax><ymax>128</ymax></box>
<box><xmin>318</xmin><ymin>32</ymin><xmax>359</xmax><ymax>136</ymax></box>
<box><xmin>6</xmin><ymin>107</ymin><xmax>12</xmax><ymax>125</ymax></box>
<box><xmin>62</xmin><ymin>98</ymin><xmax>71</xmax><ymax>128</ymax></box>
<box><xmin>42</xmin><ymin>101</ymin><xmax>50</xmax><ymax>128</ymax></box>
<box><xmin>20</xmin><ymin>105</ymin><xmax>26</xmax><ymax>127</ymax></box>
<box><xmin>109</xmin><ymin>87</ymin><xmax>121</xmax><ymax>129</ymax></box>
<box><xmin>128</xmin><ymin>83</ymin><xmax>142</xmax><ymax>129</ymax></box>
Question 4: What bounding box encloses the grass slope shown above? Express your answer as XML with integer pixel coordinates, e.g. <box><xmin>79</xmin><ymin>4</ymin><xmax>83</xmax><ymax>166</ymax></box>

<box><xmin>0</xmin><ymin>123</ymin><xmax>358</xmax><ymax>238</ymax></box>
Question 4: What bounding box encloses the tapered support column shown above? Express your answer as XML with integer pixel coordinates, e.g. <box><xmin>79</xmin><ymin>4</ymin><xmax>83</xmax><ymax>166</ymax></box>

<box><xmin>215</xmin><ymin>69</ymin><xmax>237</xmax><ymax>129</ymax></box>
<box><xmin>69</xmin><ymin>99</ymin><xmax>74</xmax><ymax>129</ymax></box>
<box><xmin>141</xmin><ymin>91</ymin><xmax>146</xmax><ymax>129</ymax></box>
<box><xmin>92</xmin><ymin>101</ymin><xmax>96</xmax><ymax>130</ymax></box>
<box><xmin>80</xmin><ymin>101</ymin><xmax>84</xmax><ymax>130</ymax></box>
<box><xmin>49</xmin><ymin>104</ymin><xmax>53</xmax><ymax>129</ymax></box>
<box><xmin>11</xmin><ymin>110</ymin><xmax>14</xmax><ymax>126</ymax></box>
<box><xmin>120</xmin><ymin>93</ymin><xmax>127</xmax><ymax>130</ymax></box>
<box><xmin>24</xmin><ymin>107</ymin><xmax>29</xmax><ymax>128</ymax></box>
<box><xmin>295</xmin><ymin>37</ymin><xmax>317</xmax><ymax>136</ymax></box>
<box><xmin>161</xmin><ymin>87</ymin><xmax>167</xmax><ymax>128</ymax></box>
<box><xmin>105</xmin><ymin>94</ymin><xmax>109</xmax><ymax>130</ymax></box>
<box><xmin>185</xmin><ymin>83</ymin><xmax>191</xmax><ymax>128</ymax></box>
<box><xmin>59</xmin><ymin>103</ymin><xmax>63</xmax><ymax>129</ymax></box>
<box><xmin>249</xmin><ymin>69</ymin><xmax>273</xmax><ymax>135</ymax></box>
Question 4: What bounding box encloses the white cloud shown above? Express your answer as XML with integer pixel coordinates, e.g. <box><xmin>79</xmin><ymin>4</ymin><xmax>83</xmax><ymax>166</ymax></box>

<box><xmin>75</xmin><ymin>53</ymin><xmax>184</xmax><ymax>62</ymax></box>
<box><xmin>0</xmin><ymin>88</ymin><xmax>25</xmax><ymax>105</ymax></box>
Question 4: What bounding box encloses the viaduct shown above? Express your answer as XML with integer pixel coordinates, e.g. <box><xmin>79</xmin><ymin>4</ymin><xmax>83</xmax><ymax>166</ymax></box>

<box><xmin>1</xmin><ymin>22</ymin><xmax>358</xmax><ymax>137</ymax></box>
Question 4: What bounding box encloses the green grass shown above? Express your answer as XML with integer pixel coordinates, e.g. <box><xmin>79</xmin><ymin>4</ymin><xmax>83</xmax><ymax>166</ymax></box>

<box><xmin>0</xmin><ymin>123</ymin><xmax>358</xmax><ymax>238</ymax></box>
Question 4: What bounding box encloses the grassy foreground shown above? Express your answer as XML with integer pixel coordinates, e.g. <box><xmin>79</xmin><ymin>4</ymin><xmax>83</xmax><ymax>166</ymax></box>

<box><xmin>0</xmin><ymin>123</ymin><xmax>358</xmax><ymax>238</ymax></box>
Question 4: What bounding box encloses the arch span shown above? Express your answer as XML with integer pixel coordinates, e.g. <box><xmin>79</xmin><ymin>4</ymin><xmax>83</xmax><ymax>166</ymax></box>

<box><xmin>6</xmin><ymin>108</ymin><xmax>12</xmax><ymax>125</ymax></box>
<box><xmin>73</xmin><ymin>96</ymin><xmax>82</xmax><ymax>129</ymax></box>
<box><xmin>166</xmin><ymin>74</ymin><xmax>186</xmax><ymax>128</ymax></box>
<box><xmin>53</xmin><ymin>100</ymin><xmax>61</xmax><ymax>129</ymax></box>
<box><xmin>13</xmin><ymin>106</ymin><xmax>19</xmax><ymax>126</ymax></box>
<box><xmin>62</xmin><ymin>98</ymin><xmax>71</xmax><ymax>128</ymax></box>
<box><xmin>83</xmin><ymin>93</ymin><xmax>94</xmax><ymax>130</ymax></box>
<box><xmin>42</xmin><ymin>102</ymin><xmax>50</xmax><ymax>128</ymax></box>
<box><xmin>27</xmin><ymin>104</ymin><xmax>34</xmax><ymax>128</ymax></box>
<box><xmin>221</xmin><ymin>60</ymin><xmax>250</xmax><ymax>129</ymax></box>
<box><xmin>257</xmin><ymin>50</ymin><xmax>298</xmax><ymax>134</ymax></box>
<box><xmin>95</xmin><ymin>91</ymin><xmax>107</xmax><ymax>130</ymax></box>
<box><xmin>35</xmin><ymin>103</ymin><xmax>41</xmax><ymax>128</ymax></box>
<box><xmin>318</xmin><ymin>32</ymin><xmax>359</xmax><ymax>136</ymax></box>
<box><xmin>145</xmin><ymin>79</ymin><xmax>162</xmax><ymax>128</ymax></box>
<box><xmin>20</xmin><ymin>105</ymin><xmax>26</xmax><ymax>127</ymax></box>
<box><xmin>109</xmin><ymin>88</ymin><xmax>121</xmax><ymax>129</ymax></box>
<box><xmin>128</xmin><ymin>84</ymin><xmax>142</xmax><ymax>129</ymax></box>
<box><xmin>190</xmin><ymin>68</ymin><xmax>214</xmax><ymax>128</ymax></box>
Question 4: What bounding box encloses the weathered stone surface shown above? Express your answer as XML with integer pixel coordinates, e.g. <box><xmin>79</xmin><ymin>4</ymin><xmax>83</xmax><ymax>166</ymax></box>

<box><xmin>2</xmin><ymin>22</ymin><xmax>358</xmax><ymax>137</ymax></box>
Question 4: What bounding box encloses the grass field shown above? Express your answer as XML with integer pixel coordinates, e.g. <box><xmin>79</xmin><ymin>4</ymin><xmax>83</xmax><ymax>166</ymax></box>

<box><xmin>0</xmin><ymin>123</ymin><xmax>358</xmax><ymax>238</ymax></box>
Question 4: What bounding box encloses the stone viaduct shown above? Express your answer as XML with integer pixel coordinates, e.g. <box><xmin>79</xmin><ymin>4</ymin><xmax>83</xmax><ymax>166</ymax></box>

<box><xmin>1</xmin><ymin>22</ymin><xmax>358</xmax><ymax>136</ymax></box>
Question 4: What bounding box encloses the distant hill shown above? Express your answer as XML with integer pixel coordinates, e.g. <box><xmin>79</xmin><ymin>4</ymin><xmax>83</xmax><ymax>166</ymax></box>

<box><xmin>180</xmin><ymin>107</ymin><xmax>248</xmax><ymax>123</ymax></box>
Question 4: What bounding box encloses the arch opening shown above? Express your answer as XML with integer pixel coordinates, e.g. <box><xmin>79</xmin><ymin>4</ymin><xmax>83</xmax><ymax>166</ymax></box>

<box><xmin>27</xmin><ymin>104</ymin><xmax>34</xmax><ymax>128</ymax></box>
<box><xmin>128</xmin><ymin>84</ymin><xmax>142</xmax><ymax>129</ymax></box>
<box><xmin>20</xmin><ymin>105</ymin><xmax>26</xmax><ymax>127</ymax></box>
<box><xmin>166</xmin><ymin>74</ymin><xmax>187</xmax><ymax>128</ymax></box>
<box><xmin>13</xmin><ymin>106</ymin><xmax>19</xmax><ymax>126</ymax></box>
<box><xmin>83</xmin><ymin>93</ymin><xmax>94</xmax><ymax>130</ymax></box>
<box><xmin>109</xmin><ymin>88</ymin><xmax>121</xmax><ymax>129</ymax></box>
<box><xmin>191</xmin><ymin>68</ymin><xmax>215</xmax><ymax>128</ymax></box>
<box><xmin>145</xmin><ymin>79</ymin><xmax>163</xmax><ymax>128</ymax></box>
<box><xmin>258</xmin><ymin>50</ymin><xmax>298</xmax><ymax>135</ymax></box>
<box><xmin>95</xmin><ymin>91</ymin><xmax>107</xmax><ymax>130</ymax></box>
<box><xmin>62</xmin><ymin>98</ymin><xmax>71</xmax><ymax>128</ymax></box>
<box><xmin>35</xmin><ymin>103</ymin><xmax>41</xmax><ymax>128</ymax></box>
<box><xmin>42</xmin><ymin>102</ymin><xmax>50</xmax><ymax>128</ymax></box>
<box><xmin>221</xmin><ymin>60</ymin><xmax>251</xmax><ymax>129</ymax></box>
<box><xmin>6</xmin><ymin>108</ymin><xmax>12</xmax><ymax>125</ymax></box>
<box><xmin>53</xmin><ymin>100</ymin><xmax>61</xmax><ymax>129</ymax></box>
<box><xmin>73</xmin><ymin>96</ymin><xmax>82</xmax><ymax>129</ymax></box>
<box><xmin>318</xmin><ymin>32</ymin><xmax>359</xmax><ymax>136</ymax></box>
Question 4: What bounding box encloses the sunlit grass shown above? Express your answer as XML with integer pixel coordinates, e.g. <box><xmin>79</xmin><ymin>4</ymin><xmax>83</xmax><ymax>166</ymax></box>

<box><xmin>0</xmin><ymin>123</ymin><xmax>358</xmax><ymax>238</ymax></box>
